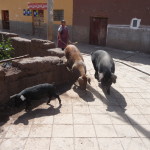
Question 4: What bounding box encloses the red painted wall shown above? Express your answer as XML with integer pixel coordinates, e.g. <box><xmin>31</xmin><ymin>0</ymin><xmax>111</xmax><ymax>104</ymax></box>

<box><xmin>73</xmin><ymin>0</ymin><xmax>150</xmax><ymax>26</ymax></box>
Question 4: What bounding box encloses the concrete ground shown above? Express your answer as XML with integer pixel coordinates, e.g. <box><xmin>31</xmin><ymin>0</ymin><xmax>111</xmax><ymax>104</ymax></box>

<box><xmin>0</xmin><ymin>43</ymin><xmax>150</xmax><ymax>150</ymax></box>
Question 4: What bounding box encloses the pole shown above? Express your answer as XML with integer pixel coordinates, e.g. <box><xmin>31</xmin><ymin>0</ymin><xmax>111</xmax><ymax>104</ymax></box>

<box><xmin>0</xmin><ymin>54</ymin><xmax>29</xmax><ymax>63</ymax></box>
<box><xmin>47</xmin><ymin>0</ymin><xmax>53</xmax><ymax>41</ymax></box>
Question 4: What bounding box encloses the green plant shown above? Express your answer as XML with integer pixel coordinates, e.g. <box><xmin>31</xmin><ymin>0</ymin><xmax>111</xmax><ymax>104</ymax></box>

<box><xmin>0</xmin><ymin>36</ymin><xmax>14</xmax><ymax>60</ymax></box>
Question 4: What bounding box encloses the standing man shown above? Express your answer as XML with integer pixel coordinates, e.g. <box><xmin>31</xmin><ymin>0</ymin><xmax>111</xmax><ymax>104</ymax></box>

<box><xmin>57</xmin><ymin>20</ymin><xmax>69</xmax><ymax>50</ymax></box>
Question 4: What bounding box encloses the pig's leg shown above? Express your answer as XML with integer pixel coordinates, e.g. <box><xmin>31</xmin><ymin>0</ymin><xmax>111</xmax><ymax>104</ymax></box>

<box><xmin>25</xmin><ymin>99</ymin><xmax>31</xmax><ymax>111</ymax></box>
<box><xmin>94</xmin><ymin>72</ymin><xmax>99</xmax><ymax>80</ymax></box>
<box><xmin>107</xmin><ymin>87</ymin><xmax>110</xmax><ymax>95</ymax></box>
<box><xmin>47</xmin><ymin>96</ymin><xmax>52</xmax><ymax>104</ymax></box>
<box><xmin>54</xmin><ymin>93</ymin><xmax>61</xmax><ymax>104</ymax></box>
<box><xmin>92</xmin><ymin>60</ymin><xmax>99</xmax><ymax>80</ymax></box>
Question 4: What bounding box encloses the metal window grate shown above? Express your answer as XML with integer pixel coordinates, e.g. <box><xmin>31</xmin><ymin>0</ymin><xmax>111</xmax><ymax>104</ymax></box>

<box><xmin>53</xmin><ymin>10</ymin><xmax>64</xmax><ymax>21</ymax></box>
<box><xmin>133</xmin><ymin>20</ymin><xmax>138</xmax><ymax>27</ymax></box>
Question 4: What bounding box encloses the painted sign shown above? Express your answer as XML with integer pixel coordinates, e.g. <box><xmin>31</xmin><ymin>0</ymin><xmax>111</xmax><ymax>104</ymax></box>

<box><xmin>33</xmin><ymin>10</ymin><xmax>38</xmax><ymax>17</ymax></box>
<box><xmin>23</xmin><ymin>9</ymin><xmax>32</xmax><ymax>16</ymax></box>
<box><xmin>28</xmin><ymin>3</ymin><xmax>47</xmax><ymax>10</ymax></box>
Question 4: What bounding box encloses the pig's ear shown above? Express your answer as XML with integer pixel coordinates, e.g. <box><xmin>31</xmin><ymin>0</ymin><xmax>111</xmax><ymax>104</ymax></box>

<box><xmin>10</xmin><ymin>94</ymin><xmax>17</xmax><ymax>100</ymax></box>
<box><xmin>111</xmin><ymin>73</ymin><xmax>117</xmax><ymax>83</ymax></box>
<box><xmin>66</xmin><ymin>66</ymin><xmax>71</xmax><ymax>72</ymax></box>
<box><xmin>99</xmin><ymin>73</ymin><xmax>104</xmax><ymax>81</ymax></box>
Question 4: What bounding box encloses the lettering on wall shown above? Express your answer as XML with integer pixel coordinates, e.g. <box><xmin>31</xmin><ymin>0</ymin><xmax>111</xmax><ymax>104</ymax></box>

<box><xmin>28</xmin><ymin>3</ymin><xmax>47</xmax><ymax>10</ymax></box>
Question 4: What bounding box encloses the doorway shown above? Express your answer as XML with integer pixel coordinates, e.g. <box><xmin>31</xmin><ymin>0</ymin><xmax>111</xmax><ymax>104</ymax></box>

<box><xmin>32</xmin><ymin>10</ymin><xmax>44</xmax><ymax>36</ymax></box>
<box><xmin>89</xmin><ymin>17</ymin><xmax>108</xmax><ymax>46</ymax></box>
<box><xmin>2</xmin><ymin>10</ymin><xmax>10</xmax><ymax>30</ymax></box>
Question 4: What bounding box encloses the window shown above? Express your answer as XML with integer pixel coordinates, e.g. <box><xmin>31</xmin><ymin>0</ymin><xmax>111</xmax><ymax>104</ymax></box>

<box><xmin>53</xmin><ymin>10</ymin><xmax>64</xmax><ymax>21</ymax></box>
<box><xmin>33</xmin><ymin>10</ymin><xmax>44</xmax><ymax>26</ymax></box>
<box><xmin>130</xmin><ymin>18</ymin><xmax>141</xmax><ymax>29</ymax></box>
<box><xmin>133</xmin><ymin>20</ymin><xmax>138</xmax><ymax>27</ymax></box>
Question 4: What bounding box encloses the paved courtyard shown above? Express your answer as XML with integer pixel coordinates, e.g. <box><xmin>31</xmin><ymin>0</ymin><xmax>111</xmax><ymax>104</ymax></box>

<box><xmin>0</xmin><ymin>43</ymin><xmax>150</xmax><ymax>150</ymax></box>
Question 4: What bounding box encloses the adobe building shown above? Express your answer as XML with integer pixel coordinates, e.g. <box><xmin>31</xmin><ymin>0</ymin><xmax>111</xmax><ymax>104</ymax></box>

<box><xmin>0</xmin><ymin>0</ymin><xmax>150</xmax><ymax>53</ymax></box>
<box><xmin>73</xmin><ymin>0</ymin><xmax>150</xmax><ymax>53</ymax></box>
<box><xmin>0</xmin><ymin>0</ymin><xmax>73</xmax><ymax>40</ymax></box>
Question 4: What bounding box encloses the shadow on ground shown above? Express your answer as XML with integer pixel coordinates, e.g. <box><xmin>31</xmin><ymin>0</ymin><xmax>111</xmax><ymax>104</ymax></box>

<box><xmin>72</xmin><ymin>84</ymin><xmax>95</xmax><ymax>102</ymax></box>
<box><xmin>14</xmin><ymin>104</ymin><xmax>62</xmax><ymax>125</ymax></box>
<box><xmin>87</xmin><ymin>84</ymin><xmax>127</xmax><ymax>112</ymax></box>
<box><xmin>0</xmin><ymin>82</ymin><xmax>74</xmax><ymax>126</ymax></box>
<box><xmin>87</xmin><ymin>83</ymin><xmax>150</xmax><ymax>138</ymax></box>
<box><xmin>99</xmin><ymin>84</ymin><xmax>127</xmax><ymax>113</ymax></box>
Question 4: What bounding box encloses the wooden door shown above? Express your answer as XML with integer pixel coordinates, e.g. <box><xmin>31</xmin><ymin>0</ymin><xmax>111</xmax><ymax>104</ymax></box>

<box><xmin>2</xmin><ymin>10</ymin><xmax>10</xmax><ymax>29</ymax></box>
<box><xmin>32</xmin><ymin>10</ymin><xmax>44</xmax><ymax>35</ymax></box>
<box><xmin>90</xmin><ymin>17</ymin><xmax>108</xmax><ymax>46</ymax></box>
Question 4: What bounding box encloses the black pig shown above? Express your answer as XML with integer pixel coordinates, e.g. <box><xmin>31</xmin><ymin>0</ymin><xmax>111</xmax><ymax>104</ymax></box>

<box><xmin>91</xmin><ymin>50</ymin><xmax>117</xmax><ymax>94</ymax></box>
<box><xmin>10</xmin><ymin>83</ymin><xmax>61</xmax><ymax>111</ymax></box>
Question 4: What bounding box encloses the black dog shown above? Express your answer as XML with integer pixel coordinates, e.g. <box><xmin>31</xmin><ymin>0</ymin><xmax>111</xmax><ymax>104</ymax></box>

<box><xmin>10</xmin><ymin>83</ymin><xmax>61</xmax><ymax>111</ymax></box>
<box><xmin>91</xmin><ymin>50</ymin><xmax>117</xmax><ymax>94</ymax></box>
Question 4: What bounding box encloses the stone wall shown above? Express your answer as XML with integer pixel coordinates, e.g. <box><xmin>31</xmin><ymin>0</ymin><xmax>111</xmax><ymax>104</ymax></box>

<box><xmin>106</xmin><ymin>25</ymin><xmax>150</xmax><ymax>53</ymax></box>
<box><xmin>30</xmin><ymin>38</ymin><xmax>56</xmax><ymax>57</ymax></box>
<box><xmin>0</xmin><ymin>32</ymin><xmax>18</xmax><ymax>41</ymax></box>
<box><xmin>0</xmin><ymin>56</ymin><xmax>73</xmax><ymax>104</ymax></box>
<box><xmin>0</xmin><ymin>32</ymin><xmax>56</xmax><ymax>57</ymax></box>
<box><xmin>10</xmin><ymin>37</ymin><xmax>31</xmax><ymax>57</ymax></box>
<box><xmin>0</xmin><ymin>31</ymin><xmax>74</xmax><ymax>105</ymax></box>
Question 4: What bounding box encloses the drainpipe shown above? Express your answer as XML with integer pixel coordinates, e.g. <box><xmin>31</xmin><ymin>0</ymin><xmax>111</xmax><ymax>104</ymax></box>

<box><xmin>47</xmin><ymin>0</ymin><xmax>54</xmax><ymax>41</ymax></box>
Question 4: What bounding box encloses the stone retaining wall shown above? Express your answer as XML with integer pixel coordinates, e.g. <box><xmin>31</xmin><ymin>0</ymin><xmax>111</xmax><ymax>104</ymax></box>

<box><xmin>30</xmin><ymin>38</ymin><xmax>55</xmax><ymax>57</ymax></box>
<box><xmin>0</xmin><ymin>32</ymin><xmax>56</xmax><ymax>57</ymax></box>
<box><xmin>0</xmin><ymin>56</ymin><xmax>73</xmax><ymax>104</ymax></box>
<box><xmin>0</xmin><ymin>32</ymin><xmax>18</xmax><ymax>41</ymax></box>
<box><xmin>0</xmin><ymin>31</ymin><xmax>73</xmax><ymax>105</ymax></box>
<box><xmin>10</xmin><ymin>37</ymin><xmax>31</xmax><ymax>57</ymax></box>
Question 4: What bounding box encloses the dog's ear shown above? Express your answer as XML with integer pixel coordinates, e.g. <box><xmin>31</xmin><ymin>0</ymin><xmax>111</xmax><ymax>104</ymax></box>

<box><xmin>111</xmin><ymin>73</ymin><xmax>117</xmax><ymax>83</ymax></box>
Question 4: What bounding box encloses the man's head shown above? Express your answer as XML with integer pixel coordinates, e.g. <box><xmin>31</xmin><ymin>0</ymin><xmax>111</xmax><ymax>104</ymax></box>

<box><xmin>61</xmin><ymin>20</ymin><xmax>66</xmax><ymax>26</ymax></box>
